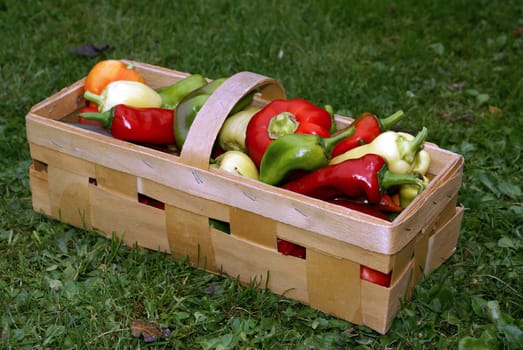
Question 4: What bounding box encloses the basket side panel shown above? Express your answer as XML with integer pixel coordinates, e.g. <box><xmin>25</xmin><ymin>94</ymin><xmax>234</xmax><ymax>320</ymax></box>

<box><xmin>230</xmin><ymin>208</ymin><xmax>277</xmax><ymax>248</ymax></box>
<box><xmin>306</xmin><ymin>249</ymin><xmax>362</xmax><ymax>324</ymax></box>
<box><xmin>277</xmin><ymin>223</ymin><xmax>394</xmax><ymax>274</ymax></box>
<box><xmin>425</xmin><ymin>206</ymin><xmax>464</xmax><ymax>274</ymax></box>
<box><xmin>89</xmin><ymin>184</ymin><xmax>169</xmax><ymax>252</ymax></box>
<box><xmin>165</xmin><ymin>205</ymin><xmax>218</xmax><ymax>271</ymax></box>
<box><xmin>211</xmin><ymin>232</ymin><xmax>308</xmax><ymax>303</ymax></box>
<box><xmin>408</xmin><ymin>198</ymin><xmax>461</xmax><ymax>293</ymax></box>
<box><xmin>29</xmin><ymin>143</ymin><xmax>96</xmax><ymax>178</ymax></box>
<box><xmin>28</xmin><ymin>80</ymin><xmax>85</xmax><ymax>120</ymax></box>
<box><xmin>361</xmin><ymin>260</ymin><xmax>413</xmax><ymax>334</ymax></box>
<box><xmin>139</xmin><ymin>179</ymin><xmax>230</xmax><ymax>222</ymax></box>
<box><xmin>126</xmin><ymin>60</ymin><xmax>191</xmax><ymax>89</ymax></box>
<box><xmin>47</xmin><ymin>165</ymin><xmax>91</xmax><ymax>229</ymax></box>
<box><xmin>95</xmin><ymin>165</ymin><xmax>137</xmax><ymax>199</ymax></box>
<box><xmin>390</xmin><ymin>238</ymin><xmax>415</xmax><ymax>284</ymax></box>
<box><xmin>409</xmin><ymin>229</ymin><xmax>431</xmax><ymax>290</ymax></box>
<box><xmin>29</xmin><ymin>162</ymin><xmax>51</xmax><ymax>216</ymax></box>
<box><xmin>389</xmin><ymin>167</ymin><xmax>463</xmax><ymax>253</ymax></box>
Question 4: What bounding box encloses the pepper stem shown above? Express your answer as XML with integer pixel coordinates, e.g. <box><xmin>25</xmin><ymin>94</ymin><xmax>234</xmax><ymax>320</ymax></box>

<box><xmin>399</xmin><ymin>126</ymin><xmax>428</xmax><ymax>163</ymax></box>
<box><xmin>267</xmin><ymin>112</ymin><xmax>299</xmax><ymax>139</ymax></box>
<box><xmin>79</xmin><ymin>110</ymin><xmax>113</xmax><ymax>129</ymax></box>
<box><xmin>380</xmin><ymin>169</ymin><xmax>426</xmax><ymax>191</ymax></box>
<box><xmin>324</xmin><ymin>104</ymin><xmax>337</xmax><ymax>133</ymax></box>
<box><xmin>378</xmin><ymin>110</ymin><xmax>406</xmax><ymax>131</ymax></box>
<box><xmin>84</xmin><ymin>90</ymin><xmax>102</xmax><ymax>106</ymax></box>
<box><xmin>322</xmin><ymin>125</ymin><xmax>356</xmax><ymax>157</ymax></box>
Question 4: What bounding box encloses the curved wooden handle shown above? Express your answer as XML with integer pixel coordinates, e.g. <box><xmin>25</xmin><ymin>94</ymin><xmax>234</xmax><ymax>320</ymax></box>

<box><xmin>179</xmin><ymin>71</ymin><xmax>286</xmax><ymax>169</ymax></box>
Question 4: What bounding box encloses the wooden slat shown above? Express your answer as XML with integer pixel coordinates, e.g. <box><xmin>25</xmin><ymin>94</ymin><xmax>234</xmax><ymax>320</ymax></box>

<box><xmin>47</xmin><ymin>165</ymin><xmax>91</xmax><ymax>229</ymax></box>
<box><xmin>276</xmin><ymin>223</ymin><xmax>394</xmax><ymax>274</ymax></box>
<box><xmin>410</xmin><ymin>228</ymin><xmax>431</xmax><ymax>289</ymax></box>
<box><xmin>229</xmin><ymin>208</ymin><xmax>277</xmax><ymax>248</ymax></box>
<box><xmin>361</xmin><ymin>260</ymin><xmax>413</xmax><ymax>334</ymax></box>
<box><xmin>425</xmin><ymin>206</ymin><xmax>464</xmax><ymax>273</ymax></box>
<box><xmin>139</xmin><ymin>178</ymin><xmax>230</xmax><ymax>222</ymax></box>
<box><xmin>306</xmin><ymin>248</ymin><xmax>362</xmax><ymax>324</ymax></box>
<box><xmin>29</xmin><ymin>163</ymin><xmax>51</xmax><ymax>216</ymax></box>
<box><xmin>29</xmin><ymin>78</ymin><xmax>86</xmax><ymax>120</ymax></box>
<box><xmin>125</xmin><ymin>60</ymin><xmax>193</xmax><ymax>89</ymax></box>
<box><xmin>165</xmin><ymin>205</ymin><xmax>217</xmax><ymax>270</ymax></box>
<box><xmin>211</xmin><ymin>231</ymin><xmax>308</xmax><ymax>302</ymax></box>
<box><xmin>29</xmin><ymin>143</ymin><xmax>96</xmax><ymax>178</ymax></box>
<box><xmin>95</xmin><ymin>165</ymin><xmax>137</xmax><ymax>199</ymax></box>
<box><xmin>89</xmin><ymin>184</ymin><xmax>169</xmax><ymax>252</ymax></box>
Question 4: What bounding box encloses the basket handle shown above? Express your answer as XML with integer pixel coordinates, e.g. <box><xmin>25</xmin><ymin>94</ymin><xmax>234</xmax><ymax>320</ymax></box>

<box><xmin>179</xmin><ymin>71</ymin><xmax>286</xmax><ymax>169</ymax></box>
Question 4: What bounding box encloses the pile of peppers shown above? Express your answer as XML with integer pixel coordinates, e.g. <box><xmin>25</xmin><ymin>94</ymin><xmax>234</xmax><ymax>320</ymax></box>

<box><xmin>241</xmin><ymin>99</ymin><xmax>431</xmax><ymax>221</ymax></box>
<box><xmin>76</xmin><ymin>60</ymin><xmax>433</xmax><ymax>265</ymax></box>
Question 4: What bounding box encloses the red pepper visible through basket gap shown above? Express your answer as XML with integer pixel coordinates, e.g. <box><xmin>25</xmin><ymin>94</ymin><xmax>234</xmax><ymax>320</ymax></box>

<box><xmin>326</xmin><ymin>199</ymin><xmax>392</xmax><ymax>221</ymax></box>
<box><xmin>80</xmin><ymin>104</ymin><xmax>175</xmax><ymax>145</ymax></box>
<box><xmin>245</xmin><ymin>98</ymin><xmax>333</xmax><ymax>168</ymax></box>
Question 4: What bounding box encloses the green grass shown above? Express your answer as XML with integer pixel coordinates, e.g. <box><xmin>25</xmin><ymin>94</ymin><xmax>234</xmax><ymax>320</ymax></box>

<box><xmin>1</xmin><ymin>0</ymin><xmax>522</xmax><ymax>348</ymax></box>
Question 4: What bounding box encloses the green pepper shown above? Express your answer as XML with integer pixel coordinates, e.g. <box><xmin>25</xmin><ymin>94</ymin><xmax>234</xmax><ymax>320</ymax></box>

<box><xmin>209</xmin><ymin>218</ymin><xmax>231</xmax><ymax>234</ymax></box>
<box><xmin>258</xmin><ymin>126</ymin><xmax>354</xmax><ymax>185</ymax></box>
<box><xmin>174</xmin><ymin>78</ymin><xmax>226</xmax><ymax>150</ymax></box>
<box><xmin>156</xmin><ymin>74</ymin><xmax>208</xmax><ymax>109</ymax></box>
<box><xmin>174</xmin><ymin>78</ymin><xmax>255</xmax><ymax>150</ymax></box>
<box><xmin>399</xmin><ymin>175</ymin><xmax>430</xmax><ymax>208</ymax></box>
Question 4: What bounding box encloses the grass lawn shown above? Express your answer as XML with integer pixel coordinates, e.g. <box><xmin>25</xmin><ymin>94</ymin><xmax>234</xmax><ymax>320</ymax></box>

<box><xmin>1</xmin><ymin>0</ymin><xmax>522</xmax><ymax>349</ymax></box>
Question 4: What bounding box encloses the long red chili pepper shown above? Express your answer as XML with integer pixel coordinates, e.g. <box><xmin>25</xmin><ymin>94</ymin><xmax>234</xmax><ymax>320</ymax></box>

<box><xmin>281</xmin><ymin>154</ymin><xmax>424</xmax><ymax>204</ymax></box>
<box><xmin>245</xmin><ymin>98</ymin><xmax>333</xmax><ymax>168</ymax></box>
<box><xmin>79</xmin><ymin>104</ymin><xmax>175</xmax><ymax>145</ymax></box>
<box><xmin>331</xmin><ymin>110</ymin><xmax>406</xmax><ymax>157</ymax></box>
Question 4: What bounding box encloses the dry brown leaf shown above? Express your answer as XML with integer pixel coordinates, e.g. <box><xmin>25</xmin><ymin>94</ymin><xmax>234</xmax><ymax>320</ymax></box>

<box><xmin>488</xmin><ymin>105</ymin><xmax>503</xmax><ymax>115</ymax></box>
<box><xmin>512</xmin><ymin>27</ymin><xmax>523</xmax><ymax>36</ymax></box>
<box><xmin>131</xmin><ymin>319</ymin><xmax>162</xmax><ymax>342</ymax></box>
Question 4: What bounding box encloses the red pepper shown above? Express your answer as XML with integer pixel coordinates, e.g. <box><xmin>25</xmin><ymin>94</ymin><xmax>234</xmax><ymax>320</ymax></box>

<box><xmin>281</xmin><ymin>154</ymin><xmax>424</xmax><ymax>204</ymax></box>
<box><xmin>360</xmin><ymin>266</ymin><xmax>392</xmax><ymax>287</ymax></box>
<box><xmin>331</xmin><ymin>110</ymin><xmax>406</xmax><ymax>158</ymax></box>
<box><xmin>376</xmin><ymin>193</ymin><xmax>402</xmax><ymax>213</ymax></box>
<box><xmin>277</xmin><ymin>239</ymin><xmax>306</xmax><ymax>258</ymax></box>
<box><xmin>79</xmin><ymin>104</ymin><xmax>175</xmax><ymax>145</ymax></box>
<box><xmin>245</xmin><ymin>98</ymin><xmax>333</xmax><ymax>167</ymax></box>
<box><xmin>335</xmin><ymin>193</ymin><xmax>401</xmax><ymax>214</ymax></box>
<box><xmin>326</xmin><ymin>199</ymin><xmax>391</xmax><ymax>221</ymax></box>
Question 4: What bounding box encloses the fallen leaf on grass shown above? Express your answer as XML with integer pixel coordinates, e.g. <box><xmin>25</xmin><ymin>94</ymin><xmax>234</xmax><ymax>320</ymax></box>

<box><xmin>204</xmin><ymin>281</ymin><xmax>223</xmax><ymax>295</ymax></box>
<box><xmin>131</xmin><ymin>319</ymin><xmax>171</xmax><ymax>343</ymax></box>
<box><xmin>68</xmin><ymin>44</ymin><xmax>111</xmax><ymax>57</ymax></box>
<box><xmin>512</xmin><ymin>27</ymin><xmax>523</xmax><ymax>36</ymax></box>
<box><xmin>488</xmin><ymin>105</ymin><xmax>503</xmax><ymax>115</ymax></box>
<box><xmin>448</xmin><ymin>82</ymin><xmax>465</xmax><ymax>90</ymax></box>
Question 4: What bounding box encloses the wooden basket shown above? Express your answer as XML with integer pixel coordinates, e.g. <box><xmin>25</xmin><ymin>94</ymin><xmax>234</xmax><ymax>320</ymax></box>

<box><xmin>26</xmin><ymin>61</ymin><xmax>464</xmax><ymax>334</ymax></box>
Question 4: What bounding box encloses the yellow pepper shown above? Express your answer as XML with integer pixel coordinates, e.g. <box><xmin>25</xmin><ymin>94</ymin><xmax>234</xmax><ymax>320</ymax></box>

<box><xmin>84</xmin><ymin>80</ymin><xmax>162</xmax><ymax>112</ymax></box>
<box><xmin>330</xmin><ymin>127</ymin><xmax>428</xmax><ymax>174</ymax></box>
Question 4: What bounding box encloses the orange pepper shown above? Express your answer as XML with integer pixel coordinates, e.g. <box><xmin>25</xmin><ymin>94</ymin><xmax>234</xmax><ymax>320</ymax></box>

<box><xmin>84</xmin><ymin>60</ymin><xmax>146</xmax><ymax>107</ymax></box>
